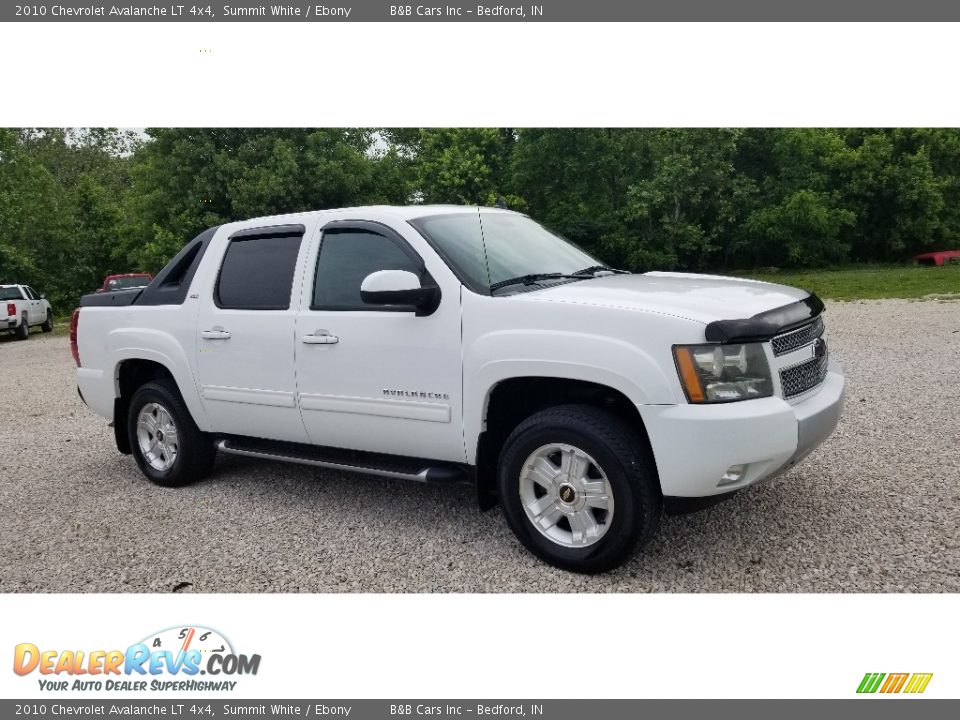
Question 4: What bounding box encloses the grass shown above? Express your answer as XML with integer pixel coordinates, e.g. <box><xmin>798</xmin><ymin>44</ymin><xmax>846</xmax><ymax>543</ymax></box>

<box><xmin>739</xmin><ymin>263</ymin><xmax>960</xmax><ymax>300</ymax></box>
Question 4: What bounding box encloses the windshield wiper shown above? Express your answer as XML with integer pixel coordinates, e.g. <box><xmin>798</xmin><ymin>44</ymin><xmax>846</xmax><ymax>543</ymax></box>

<box><xmin>571</xmin><ymin>265</ymin><xmax>630</xmax><ymax>276</ymax></box>
<box><xmin>489</xmin><ymin>273</ymin><xmax>581</xmax><ymax>292</ymax></box>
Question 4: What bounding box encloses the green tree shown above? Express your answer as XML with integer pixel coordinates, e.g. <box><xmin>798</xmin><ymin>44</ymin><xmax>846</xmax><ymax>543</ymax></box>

<box><xmin>390</xmin><ymin>128</ymin><xmax>518</xmax><ymax>207</ymax></box>
<box><xmin>1</xmin><ymin>129</ymin><xmax>141</xmax><ymax>310</ymax></box>
<box><xmin>833</xmin><ymin>130</ymin><xmax>944</xmax><ymax>261</ymax></box>
<box><xmin>8</xmin><ymin>126</ymin><xmax>960</xmax><ymax>316</ymax></box>
<box><xmin>0</xmin><ymin>129</ymin><xmax>70</xmax><ymax>303</ymax></box>
<box><xmin>621</xmin><ymin>129</ymin><xmax>746</xmax><ymax>271</ymax></box>
<box><xmin>509</xmin><ymin>128</ymin><xmax>649</xmax><ymax>262</ymax></box>
<box><xmin>123</xmin><ymin>129</ymin><xmax>411</xmax><ymax>270</ymax></box>
<box><xmin>745</xmin><ymin>190</ymin><xmax>855</xmax><ymax>266</ymax></box>
<box><xmin>737</xmin><ymin>129</ymin><xmax>853</xmax><ymax>266</ymax></box>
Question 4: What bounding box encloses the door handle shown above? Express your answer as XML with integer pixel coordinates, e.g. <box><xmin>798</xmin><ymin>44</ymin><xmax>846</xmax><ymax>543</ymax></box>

<box><xmin>302</xmin><ymin>330</ymin><xmax>339</xmax><ymax>345</ymax></box>
<box><xmin>201</xmin><ymin>328</ymin><xmax>232</xmax><ymax>340</ymax></box>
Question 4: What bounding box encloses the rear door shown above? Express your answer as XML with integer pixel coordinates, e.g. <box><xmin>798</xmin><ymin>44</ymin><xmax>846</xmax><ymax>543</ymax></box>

<box><xmin>293</xmin><ymin>221</ymin><xmax>466</xmax><ymax>462</ymax></box>
<box><xmin>195</xmin><ymin>224</ymin><xmax>309</xmax><ymax>443</ymax></box>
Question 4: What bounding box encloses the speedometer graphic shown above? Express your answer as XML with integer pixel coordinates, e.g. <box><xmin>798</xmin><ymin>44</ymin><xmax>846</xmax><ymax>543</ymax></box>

<box><xmin>138</xmin><ymin>626</ymin><xmax>234</xmax><ymax>658</ymax></box>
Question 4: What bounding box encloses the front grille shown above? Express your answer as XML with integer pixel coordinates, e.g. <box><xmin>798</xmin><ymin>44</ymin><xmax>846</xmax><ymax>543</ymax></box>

<box><xmin>779</xmin><ymin>351</ymin><xmax>829</xmax><ymax>398</ymax></box>
<box><xmin>772</xmin><ymin>316</ymin><xmax>824</xmax><ymax>356</ymax></box>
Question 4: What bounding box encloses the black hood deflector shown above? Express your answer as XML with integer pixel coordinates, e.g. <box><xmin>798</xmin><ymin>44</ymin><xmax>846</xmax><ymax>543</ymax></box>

<box><xmin>704</xmin><ymin>293</ymin><xmax>825</xmax><ymax>343</ymax></box>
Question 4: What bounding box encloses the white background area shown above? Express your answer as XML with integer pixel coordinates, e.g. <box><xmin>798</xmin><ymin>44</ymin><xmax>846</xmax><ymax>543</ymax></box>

<box><xmin>2</xmin><ymin>23</ymin><xmax>959</xmax><ymax>127</ymax></box>
<box><xmin>2</xmin><ymin>594</ymin><xmax>957</xmax><ymax>698</ymax></box>
<box><xmin>1</xmin><ymin>20</ymin><xmax>957</xmax><ymax>700</ymax></box>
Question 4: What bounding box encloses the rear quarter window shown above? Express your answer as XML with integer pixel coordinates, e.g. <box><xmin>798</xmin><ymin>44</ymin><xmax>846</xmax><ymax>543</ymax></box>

<box><xmin>216</xmin><ymin>234</ymin><xmax>303</xmax><ymax>310</ymax></box>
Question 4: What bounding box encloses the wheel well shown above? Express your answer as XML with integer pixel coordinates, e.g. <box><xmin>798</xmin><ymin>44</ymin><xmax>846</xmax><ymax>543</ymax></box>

<box><xmin>113</xmin><ymin>359</ymin><xmax>176</xmax><ymax>454</ymax></box>
<box><xmin>474</xmin><ymin>377</ymin><xmax>656</xmax><ymax>510</ymax></box>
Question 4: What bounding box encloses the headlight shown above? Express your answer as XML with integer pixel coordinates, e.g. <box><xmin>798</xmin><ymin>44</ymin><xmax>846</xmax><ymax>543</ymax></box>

<box><xmin>673</xmin><ymin>343</ymin><xmax>773</xmax><ymax>403</ymax></box>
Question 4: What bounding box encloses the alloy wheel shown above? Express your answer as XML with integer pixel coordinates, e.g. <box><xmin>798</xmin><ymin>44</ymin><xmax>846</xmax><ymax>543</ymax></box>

<box><xmin>518</xmin><ymin>443</ymin><xmax>614</xmax><ymax>548</ymax></box>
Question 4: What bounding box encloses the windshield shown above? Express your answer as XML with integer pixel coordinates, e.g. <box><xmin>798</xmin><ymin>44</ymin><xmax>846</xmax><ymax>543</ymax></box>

<box><xmin>411</xmin><ymin>212</ymin><xmax>601</xmax><ymax>294</ymax></box>
<box><xmin>0</xmin><ymin>287</ymin><xmax>24</xmax><ymax>300</ymax></box>
<box><xmin>107</xmin><ymin>276</ymin><xmax>150</xmax><ymax>290</ymax></box>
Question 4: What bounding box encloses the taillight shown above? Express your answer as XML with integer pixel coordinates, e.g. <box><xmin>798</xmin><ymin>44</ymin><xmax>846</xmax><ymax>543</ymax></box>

<box><xmin>70</xmin><ymin>309</ymin><xmax>81</xmax><ymax>367</ymax></box>
<box><xmin>6</xmin><ymin>303</ymin><xmax>14</xmax><ymax>317</ymax></box>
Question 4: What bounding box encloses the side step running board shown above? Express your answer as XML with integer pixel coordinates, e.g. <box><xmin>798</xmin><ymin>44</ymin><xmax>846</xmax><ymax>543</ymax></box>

<box><xmin>215</xmin><ymin>438</ymin><xmax>468</xmax><ymax>484</ymax></box>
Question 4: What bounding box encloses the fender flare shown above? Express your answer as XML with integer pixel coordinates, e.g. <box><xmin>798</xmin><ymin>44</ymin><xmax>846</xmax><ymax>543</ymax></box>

<box><xmin>464</xmin><ymin>336</ymin><xmax>677</xmax><ymax>464</ymax></box>
<box><xmin>107</xmin><ymin>328</ymin><xmax>211</xmax><ymax>431</ymax></box>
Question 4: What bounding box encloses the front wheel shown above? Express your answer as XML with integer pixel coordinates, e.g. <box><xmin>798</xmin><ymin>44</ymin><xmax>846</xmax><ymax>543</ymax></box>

<box><xmin>41</xmin><ymin>312</ymin><xmax>53</xmax><ymax>333</ymax></box>
<box><xmin>497</xmin><ymin>404</ymin><xmax>662</xmax><ymax>573</ymax></box>
<box><xmin>127</xmin><ymin>380</ymin><xmax>216</xmax><ymax>487</ymax></box>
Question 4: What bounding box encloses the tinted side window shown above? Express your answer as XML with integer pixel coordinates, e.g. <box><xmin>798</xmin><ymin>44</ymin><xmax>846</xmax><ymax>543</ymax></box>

<box><xmin>24</xmin><ymin>287</ymin><xmax>36</xmax><ymax>300</ymax></box>
<box><xmin>216</xmin><ymin>235</ymin><xmax>302</xmax><ymax>310</ymax></box>
<box><xmin>313</xmin><ymin>231</ymin><xmax>421</xmax><ymax>309</ymax></box>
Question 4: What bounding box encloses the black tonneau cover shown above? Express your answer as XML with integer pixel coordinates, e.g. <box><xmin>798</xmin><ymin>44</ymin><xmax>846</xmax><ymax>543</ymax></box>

<box><xmin>79</xmin><ymin>288</ymin><xmax>143</xmax><ymax>307</ymax></box>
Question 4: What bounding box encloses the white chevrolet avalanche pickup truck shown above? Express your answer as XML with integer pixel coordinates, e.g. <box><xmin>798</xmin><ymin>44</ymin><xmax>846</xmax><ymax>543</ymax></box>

<box><xmin>2</xmin><ymin>284</ymin><xmax>54</xmax><ymax>339</ymax></box>
<box><xmin>73</xmin><ymin>205</ymin><xmax>844</xmax><ymax>572</ymax></box>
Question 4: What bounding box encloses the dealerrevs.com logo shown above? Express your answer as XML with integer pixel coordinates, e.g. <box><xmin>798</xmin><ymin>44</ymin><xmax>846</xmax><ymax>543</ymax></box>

<box><xmin>13</xmin><ymin>626</ymin><xmax>261</xmax><ymax>693</ymax></box>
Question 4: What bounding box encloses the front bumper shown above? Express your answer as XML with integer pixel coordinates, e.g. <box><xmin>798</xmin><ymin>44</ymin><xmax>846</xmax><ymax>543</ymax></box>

<box><xmin>640</xmin><ymin>361</ymin><xmax>845</xmax><ymax>497</ymax></box>
<box><xmin>782</xmin><ymin>366</ymin><xmax>845</xmax><ymax>469</ymax></box>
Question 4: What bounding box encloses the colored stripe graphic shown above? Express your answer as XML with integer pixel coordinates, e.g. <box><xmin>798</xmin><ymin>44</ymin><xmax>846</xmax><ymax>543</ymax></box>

<box><xmin>857</xmin><ymin>672</ymin><xmax>932</xmax><ymax>694</ymax></box>
<box><xmin>857</xmin><ymin>673</ymin><xmax>885</xmax><ymax>693</ymax></box>
<box><xmin>880</xmin><ymin>673</ymin><xmax>909</xmax><ymax>693</ymax></box>
<box><xmin>904</xmin><ymin>673</ymin><xmax>933</xmax><ymax>694</ymax></box>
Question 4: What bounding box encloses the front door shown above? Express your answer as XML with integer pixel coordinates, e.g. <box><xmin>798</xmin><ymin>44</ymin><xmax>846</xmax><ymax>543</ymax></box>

<box><xmin>294</xmin><ymin>222</ymin><xmax>465</xmax><ymax>463</ymax></box>
<box><xmin>24</xmin><ymin>287</ymin><xmax>42</xmax><ymax>324</ymax></box>
<box><xmin>196</xmin><ymin>225</ymin><xmax>309</xmax><ymax>443</ymax></box>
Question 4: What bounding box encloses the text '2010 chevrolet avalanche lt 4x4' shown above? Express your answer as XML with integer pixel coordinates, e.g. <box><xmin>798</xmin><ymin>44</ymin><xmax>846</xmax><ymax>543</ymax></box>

<box><xmin>72</xmin><ymin>206</ymin><xmax>844</xmax><ymax>572</ymax></box>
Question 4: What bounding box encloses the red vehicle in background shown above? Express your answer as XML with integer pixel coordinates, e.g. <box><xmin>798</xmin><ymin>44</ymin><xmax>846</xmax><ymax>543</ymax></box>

<box><xmin>97</xmin><ymin>273</ymin><xmax>153</xmax><ymax>293</ymax></box>
<box><xmin>913</xmin><ymin>250</ymin><xmax>960</xmax><ymax>267</ymax></box>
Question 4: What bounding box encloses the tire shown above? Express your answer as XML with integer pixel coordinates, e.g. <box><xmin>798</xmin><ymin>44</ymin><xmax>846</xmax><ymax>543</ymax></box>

<box><xmin>127</xmin><ymin>379</ymin><xmax>216</xmax><ymax>487</ymax></box>
<box><xmin>497</xmin><ymin>404</ymin><xmax>662</xmax><ymax>573</ymax></box>
<box><xmin>14</xmin><ymin>314</ymin><xmax>29</xmax><ymax>340</ymax></box>
<box><xmin>41</xmin><ymin>312</ymin><xmax>53</xmax><ymax>333</ymax></box>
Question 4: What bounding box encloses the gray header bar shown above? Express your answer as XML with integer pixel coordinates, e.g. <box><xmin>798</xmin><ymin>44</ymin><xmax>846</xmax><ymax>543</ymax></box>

<box><xmin>5</xmin><ymin>0</ymin><xmax>960</xmax><ymax>21</ymax></box>
<box><xmin>2</xmin><ymin>700</ymin><xmax>958</xmax><ymax>718</ymax></box>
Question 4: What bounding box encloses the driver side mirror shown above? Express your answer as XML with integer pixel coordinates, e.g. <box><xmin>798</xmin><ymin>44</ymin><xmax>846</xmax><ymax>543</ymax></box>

<box><xmin>360</xmin><ymin>270</ymin><xmax>440</xmax><ymax>315</ymax></box>
<box><xmin>40</xmin><ymin>293</ymin><xmax>46</xmax><ymax>299</ymax></box>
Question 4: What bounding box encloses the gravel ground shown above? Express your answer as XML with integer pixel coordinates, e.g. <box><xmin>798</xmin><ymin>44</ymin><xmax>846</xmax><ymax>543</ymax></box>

<box><xmin>1</xmin><ymin>300</ymin><xmax>958</xmax><ymax>593</ymax></box>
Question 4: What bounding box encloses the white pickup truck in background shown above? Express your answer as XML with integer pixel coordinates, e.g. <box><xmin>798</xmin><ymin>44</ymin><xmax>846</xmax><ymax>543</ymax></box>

<box><xmin>72</xmin><ymin>205</ymin><xmax>844</xmax><ymax>572</ymax></box>
<box><xmin>2</xmin><ymin>284</ymin><xmax>54</xmax><ymax>340</ymax></box>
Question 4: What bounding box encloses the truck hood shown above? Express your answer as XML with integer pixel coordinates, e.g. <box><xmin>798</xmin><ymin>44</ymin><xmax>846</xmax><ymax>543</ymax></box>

<box><xmin>522</xmin><ymin>271</ymin><xmax>812</xmax><ymax>325</ymax></box>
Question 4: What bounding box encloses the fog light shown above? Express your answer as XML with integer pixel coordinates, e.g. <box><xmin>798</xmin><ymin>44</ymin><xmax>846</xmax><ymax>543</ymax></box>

<box><xmin>718</xmin><ymin>463</ymin><xmax>747</xmax><ymax>487</ymax></box>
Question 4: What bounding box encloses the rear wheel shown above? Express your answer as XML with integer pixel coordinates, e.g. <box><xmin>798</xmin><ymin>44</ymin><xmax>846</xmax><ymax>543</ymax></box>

<box><xmin>497</xmin><ymin>404</ymin><xmax>662</xmax><ymax>573</ymax></box>
<box><xmin>127</xmin><ymin>380</ymin><xmax>216</xmax><ymax>487</ymax></box>
<box><xmin>14</xmin><ymin>314</ymin><xmax>29</xmax><ymax>340</ymax></box>
<box><xmin>41</xmin><ymin>312</ymin><xmax>53</xmax><ymax>333</ymax></box>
